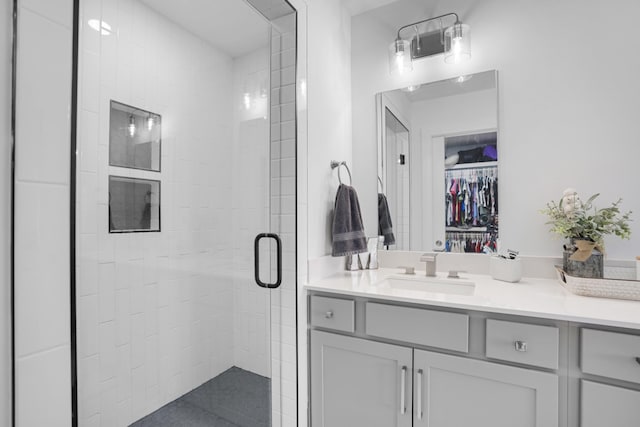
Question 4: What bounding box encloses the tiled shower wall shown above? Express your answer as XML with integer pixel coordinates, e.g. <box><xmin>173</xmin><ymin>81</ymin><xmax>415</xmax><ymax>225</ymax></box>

<box><xmin>270</xmin><ymin>14</ymin><xmax>298</xmax><ymax>427</ymax></box>
<box><xmin>231</xmin><ymin>46</ymin><xmax>272</xmax><ymax>378</ymax></box>
<box><xmin>76</xmin><ymin>0</ymin><xmax>237</xmax><ymax>424</ymax></box>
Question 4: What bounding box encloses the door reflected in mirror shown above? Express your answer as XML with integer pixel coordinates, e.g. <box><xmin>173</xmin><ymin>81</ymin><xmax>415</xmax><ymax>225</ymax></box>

<box><xmin>376</xmin><ymin>70</ymin><xmax>498</xmax><ymax>253</ymax></box>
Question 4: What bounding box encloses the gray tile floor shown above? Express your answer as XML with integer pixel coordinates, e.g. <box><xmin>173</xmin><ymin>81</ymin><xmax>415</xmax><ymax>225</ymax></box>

<box><xmin>130</xmin><ymin>367</ymin><xmax>270</xmax><ymax>427</ymax></box>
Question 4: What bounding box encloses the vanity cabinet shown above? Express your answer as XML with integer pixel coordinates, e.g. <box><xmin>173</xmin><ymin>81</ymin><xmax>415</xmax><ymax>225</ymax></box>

<box><xmin>310</xmin><ymin>330</ymin><xmax>413</xmax><ymax>427</ymax></box>
<box><xmin>413</xmin><ymin>350</ymin><xmax>558</xmax><ymax>427</ymax></box>
<box><xmin>579</xmin><ymin>329</ymin><xmax>640</xmax><ymax>427</ymax></box>
<box><xmin>580</xmin><ymin>381</ymin><xmax>640</xmax><ymax>427</ymax></box>
<box><xmin>310</xmin><ymin>329</ymin><xmax>558</xmax><ymax>427</ymax></box>
<box><xmin>309</xmin><ymin>295</ymin><xmax>561</xmax><ymax>427</ymax></box>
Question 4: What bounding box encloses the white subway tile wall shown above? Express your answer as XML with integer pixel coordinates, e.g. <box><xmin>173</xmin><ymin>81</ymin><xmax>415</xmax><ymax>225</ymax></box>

<box><xmin>270</xmin><ymin>13</ymin><xmax>298</xmax><ymax>427</ymax></box>
<box><xmin>75</xmin><ymin>0</ymin><xmax>298</xmax><ymax>426</ymax></box>
<box><xmin>76</xmin><ymin>0</ymin><xmax>238</xmax><ymax>424</ymax></box>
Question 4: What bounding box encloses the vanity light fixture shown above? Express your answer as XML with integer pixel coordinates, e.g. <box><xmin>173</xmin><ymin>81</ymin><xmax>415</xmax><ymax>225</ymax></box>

<box><xmin>389</xmin><ymin>12</ymin><xmax>470</xmax><ymax>75</ymax></box>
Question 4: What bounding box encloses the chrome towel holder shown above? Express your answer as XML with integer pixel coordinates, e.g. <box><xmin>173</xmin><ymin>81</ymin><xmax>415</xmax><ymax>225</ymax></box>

<box><xmin>331</xmin><ymin>160</ymin><xmax>352</xmax><ymax>185</ymax></box>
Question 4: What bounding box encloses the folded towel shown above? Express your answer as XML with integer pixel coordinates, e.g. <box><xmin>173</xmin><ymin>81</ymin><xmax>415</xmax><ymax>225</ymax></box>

<box><xmin>378</xmin><ymin>193</ymin><xmax>395</xmax><ymax>246</ymax></box>
<box><xmin>332</xmin><ymin>184</ymin><xmax>367</xmax><ymax>257</ymax></box>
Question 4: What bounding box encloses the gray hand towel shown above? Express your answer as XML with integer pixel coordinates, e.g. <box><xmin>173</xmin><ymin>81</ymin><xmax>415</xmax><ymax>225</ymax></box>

<box><xmin>332</xmin><ymin>184</ymin><xmax>367</xmax><ymax>257</ymax></box>
<box><xmin>378</xmin><ymin>193</ymin><xmax>395</xmax><ymax>246</ymax></box>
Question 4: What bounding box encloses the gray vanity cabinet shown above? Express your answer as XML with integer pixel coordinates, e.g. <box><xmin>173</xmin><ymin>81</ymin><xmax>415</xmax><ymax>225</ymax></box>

<box><xmin>413</xmin><ymin>350</ymin><xmax>558</xmax><ymax>427</ymax></box>
<box><xmin>579</xmin><ymin>328</ymin><xmax>640</xmax><ymax>426</ymax></box>
<box><xmin>580</xmin><ymin>381</ymin><xmax>640</xmax><ymax>427</ymax></box>
<box><xmin>310</xmin><ymin>330</ymin><xmax>413</xmax><ymax>427</ymax></box>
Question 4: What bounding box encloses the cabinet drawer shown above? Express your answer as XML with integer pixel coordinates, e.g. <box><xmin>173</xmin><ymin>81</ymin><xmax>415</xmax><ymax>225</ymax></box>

<box><xmin>486</xmin><ymin>319</ymin><xmax>559</xmax><ymax>369</ymax></box>
<box><xmin>581</xmin><ymin>380</ymin><xmax>640</xmax><ymax>427</ymax></box>
<box><xmin>581</xmin><ymin>328</ymin><xmax>640</xmax><ymax>384</ymax></box>
<box><xmin>365</xmin><ymin>302</ymin><xmax>468</xmax><ymax>352</ymax></box>
<box><xmin>310</xmin><ymin>295</ymin><xmax>355</xmax><ymax>333</ymax></box>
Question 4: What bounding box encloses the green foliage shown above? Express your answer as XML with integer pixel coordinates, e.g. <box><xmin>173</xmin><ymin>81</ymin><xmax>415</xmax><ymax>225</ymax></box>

<box><xmin>541</xmin><ymin>193</ymin><xmax>632</xmax><ymax>248</ymax></box>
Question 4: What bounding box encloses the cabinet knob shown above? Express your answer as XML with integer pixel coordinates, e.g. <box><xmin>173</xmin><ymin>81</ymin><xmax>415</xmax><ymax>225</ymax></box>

<box><xmin>514</xmin><ymin>340</ymin><xmax>528</xmax><ymax>352</ymax></box>
<box><xmin>635</xmin><ymin>357</ymin><xmax>640</xmax><ymax>366</ymax></box>
<box><xmin>325</xmin><ymin>310</ymin><xmax>334</xmax><ymax>319</ymax></box>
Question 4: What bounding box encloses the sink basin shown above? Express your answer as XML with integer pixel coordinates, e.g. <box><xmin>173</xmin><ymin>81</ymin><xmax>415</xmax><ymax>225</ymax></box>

<box><xmin>375</xmin><ymin>275</ymin><xmax>475</xmax><ymax>296</ymax></box>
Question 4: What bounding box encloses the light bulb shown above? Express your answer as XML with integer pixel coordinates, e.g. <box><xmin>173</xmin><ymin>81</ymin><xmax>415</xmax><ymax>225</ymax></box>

<box><xmin>395</xmin><ymin>53</ymin><xmax>405</xmax><ymax>75</ymax></box>
<box><xmin>388</xmin><ymin>39</ymin><xmax>412</xmax><ymax>75</ymax></box>
<box><xmin>147</xmin><ymin>116</ymin><xmax>154</xmax><ymax>131</ymax></box>
<box><xmin>444</xmin><ymin>23</ymin><xmax>471</xmax><ymax>64</ymax></box>
<box><xmin>128</xmin><ymin>115</ymin><xmax>136</xmax><ymax>137</ymax></box>
<box><xmin>243</xmin><ymin>93</ymin><xmax>251</xmax><ymax>110</ymax></box>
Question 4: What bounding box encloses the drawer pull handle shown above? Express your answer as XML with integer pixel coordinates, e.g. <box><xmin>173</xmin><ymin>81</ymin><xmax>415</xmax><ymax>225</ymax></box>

<box><xmin>514</xmin><ymin>340</ymin><xmax>528</xmax><ymax>352</ymax></box>
<box><xmin>325</xmin><ymin>311</ymin><xmax>334</xmax><ymax>319</ymax></box>
<box><xmin>400</xmin><ymin>366</ymin><xmax>407</xmax><ymax>415</ymax></box>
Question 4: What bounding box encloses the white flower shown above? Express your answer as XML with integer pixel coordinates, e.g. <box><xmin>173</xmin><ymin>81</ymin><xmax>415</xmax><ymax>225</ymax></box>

<box><xmin>561</xmin><ymin>188</ymin><xmax>581</xmax><ymax>218</ymax></box>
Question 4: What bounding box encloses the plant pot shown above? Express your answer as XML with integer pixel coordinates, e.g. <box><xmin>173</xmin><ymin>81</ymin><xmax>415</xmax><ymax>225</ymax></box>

<box><xmin>563</xmin><ymin>245</ymin><xmax>604</xmax><ymax>279</ymax></box>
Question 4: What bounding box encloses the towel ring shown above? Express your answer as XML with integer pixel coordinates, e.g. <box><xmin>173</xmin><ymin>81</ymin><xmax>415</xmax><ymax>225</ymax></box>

<box><xmin>377</xmin><ymin>176</ymin><xmax>384</xmax><ymax>193</ymax></box>
<box><xmin>331</xmin><ymin>160</ymin><xmax>352</xmax><ymax>185</ymax></box>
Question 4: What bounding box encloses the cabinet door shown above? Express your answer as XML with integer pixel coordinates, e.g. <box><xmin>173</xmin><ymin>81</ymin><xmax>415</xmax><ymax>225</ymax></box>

<box><xmin>310</xmin><ymin>330</ymin><xmax>413</xmax><ymax>427</ymax></box>
<box><xmin>581</xmin><ymin>380</ymin><xmax>640</xmax><ymax>427</ymax></box>
<box><xmin>414</xmin><ymin>350</ymin><xmax>558</xmax><ymax>427</ymax></box>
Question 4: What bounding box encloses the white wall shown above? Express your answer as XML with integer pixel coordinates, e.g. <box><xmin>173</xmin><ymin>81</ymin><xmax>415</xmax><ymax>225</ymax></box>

<box><xmin>352</xmin><ymin>0</ymin><xmax>640</xmax><ymax>259</ymax></box>
<box><xmin>307</xmin><ymin>0</ymin><xmax>352</xmax><ymax>258</ymax></box>
<box><xmin>14</xmin><ymin>0</ymin><xmax>73</xmax><ymax>425</ymax></box>
<box><xmin>76</xmin><ymin>0</ymin><xmax>237</xmax><ymax>424</ymax></box>
<box><xmin>0</xmin><ymin>1</ymin><xmax>11</xmax><ymax>425</ymax></box>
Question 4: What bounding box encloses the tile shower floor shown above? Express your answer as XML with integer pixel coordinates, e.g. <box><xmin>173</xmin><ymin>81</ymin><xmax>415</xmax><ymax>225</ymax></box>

<box><xmin>130</xmin><ymin>367</ymin><xmax>270</xmax><ymax>427</ymax></box>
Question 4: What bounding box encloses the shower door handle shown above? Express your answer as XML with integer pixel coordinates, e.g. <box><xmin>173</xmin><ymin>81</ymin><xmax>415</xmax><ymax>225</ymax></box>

<box><xmin>254</xmin><ymin>233</ymin><xmax>282</xmax><ymax>289</ymax></box>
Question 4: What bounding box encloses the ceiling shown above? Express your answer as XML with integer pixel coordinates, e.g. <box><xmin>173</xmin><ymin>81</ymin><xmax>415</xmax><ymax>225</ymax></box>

<box><xmin>138</xmin><ymin>0</ymin><xmax>403</xmax><ymax>57</ymax></box>
<box><xmin>342</xmin><ymin>0</ymin><xmax>401</xmax><ymax>16</ymax></box>
<box><xmin>139</xmin><ymin>0</ymin><xmax>274</xmax><ymax>58</ymax></box>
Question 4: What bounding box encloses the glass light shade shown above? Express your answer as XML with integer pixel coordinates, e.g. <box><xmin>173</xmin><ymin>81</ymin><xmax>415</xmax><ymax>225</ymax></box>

<box><xmin>444</xmin><ymin>23</ymin><xmax>471</xmax><ymax>64</ymax></box>
<box><xmin>388</xmin><ymin>39</ymin><xmax>413</xmax><ymax>75</ymax></box>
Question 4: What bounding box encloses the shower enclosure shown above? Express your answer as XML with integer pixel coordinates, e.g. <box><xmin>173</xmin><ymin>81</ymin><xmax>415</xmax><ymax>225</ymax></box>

<box><xmin>73</xmin><ymin>0</ymin><xmax>298</xmax><ymax>425</ymax></box>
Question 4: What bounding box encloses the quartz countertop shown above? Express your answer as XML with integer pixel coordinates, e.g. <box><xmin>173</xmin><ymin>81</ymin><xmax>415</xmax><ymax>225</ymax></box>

<box><xmin>305</xmin><ymin>268</ymin><xmax>640</xmax><ymax>330</ymax></box>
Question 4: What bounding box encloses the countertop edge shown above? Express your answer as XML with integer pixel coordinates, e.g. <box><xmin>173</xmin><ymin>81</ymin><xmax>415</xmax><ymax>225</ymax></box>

<box><xmin>304</xmin><ymin>270</ymin><xmax>640</xmax><ymax>331</ymax></box>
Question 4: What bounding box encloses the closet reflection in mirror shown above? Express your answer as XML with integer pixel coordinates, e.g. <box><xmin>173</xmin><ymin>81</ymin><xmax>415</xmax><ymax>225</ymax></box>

<box><xmin>376</xmin><ymin>70</ymin><xmax>498</xmax><ymax>253</ymax></box>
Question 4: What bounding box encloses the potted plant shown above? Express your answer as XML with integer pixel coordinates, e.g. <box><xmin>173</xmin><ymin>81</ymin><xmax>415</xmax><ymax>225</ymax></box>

<box><xmin>542</xmin><ymin>188</ymin><xmax>632</xmax><ymax>278</ymax></box>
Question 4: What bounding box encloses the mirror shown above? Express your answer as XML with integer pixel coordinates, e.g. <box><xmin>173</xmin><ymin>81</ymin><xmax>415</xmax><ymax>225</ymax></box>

<box><xmin>376</xmin><ymin>70</ymin><xmax>498</xmax><ymax>253</ymax></box>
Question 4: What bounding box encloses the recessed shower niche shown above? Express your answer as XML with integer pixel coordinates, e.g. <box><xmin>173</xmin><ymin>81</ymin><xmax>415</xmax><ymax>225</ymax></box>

<box><xmin>108</xmin><ymin>176</ymin><xmax>160</xmax><ymax>233</ymax></box>
<box><xmin>109</xmin><ymin>100</ymin><xmax>161</xmax><ymax>171</ymax></box>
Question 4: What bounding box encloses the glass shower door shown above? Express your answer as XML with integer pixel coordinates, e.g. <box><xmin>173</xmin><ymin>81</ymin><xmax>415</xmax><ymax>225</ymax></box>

<box><xmin>73</xmin><ymin>0</ymin><xmax>297</xmax><ymax>426</ymax></box>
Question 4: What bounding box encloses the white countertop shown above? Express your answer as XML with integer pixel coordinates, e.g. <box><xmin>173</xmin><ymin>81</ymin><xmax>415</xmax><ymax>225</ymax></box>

<box><xmin>305</xmin><ymin>268</ymin><xmax>640</xmax><ymax>330</ymax></box>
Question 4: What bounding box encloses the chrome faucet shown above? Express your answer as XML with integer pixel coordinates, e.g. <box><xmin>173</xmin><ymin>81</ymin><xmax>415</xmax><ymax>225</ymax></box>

<box><xmin>420</xmin><ymin>253</ymin><xmax>438</xmax><ymax>277</ymax></box>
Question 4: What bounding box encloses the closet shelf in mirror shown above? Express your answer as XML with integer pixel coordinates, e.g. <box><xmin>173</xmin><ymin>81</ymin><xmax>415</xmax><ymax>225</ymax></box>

<box><xmin>446</xmin><ymin>226</ymin><xmax>490</xmax><ymax>233</ymax></box>
<box><xmin>446</xmin><ymin>161</ymin><xmax>497</xmax><ymax>171</ymax></box>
